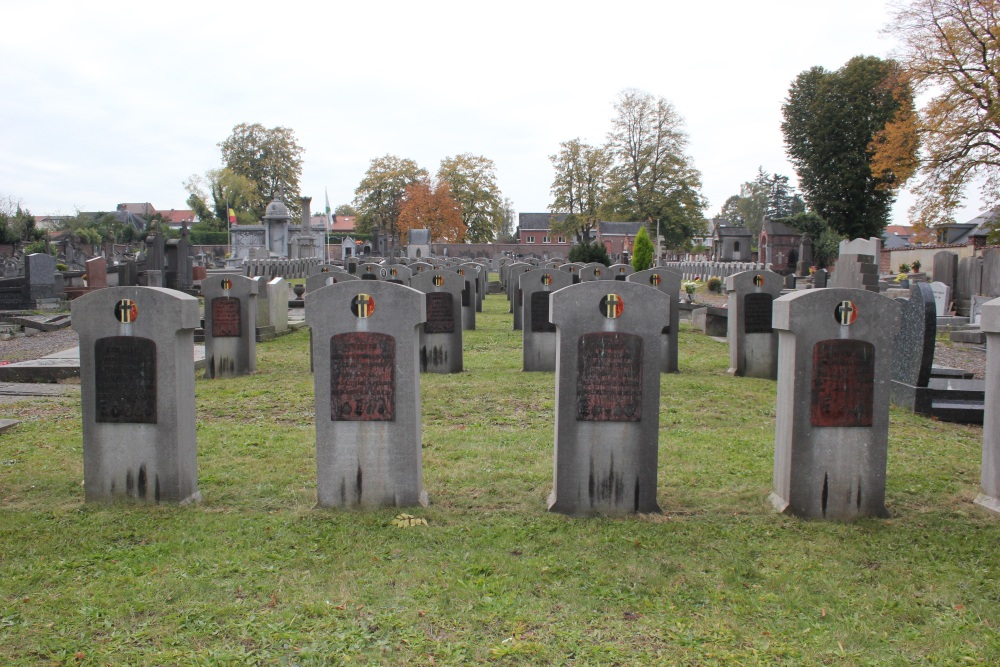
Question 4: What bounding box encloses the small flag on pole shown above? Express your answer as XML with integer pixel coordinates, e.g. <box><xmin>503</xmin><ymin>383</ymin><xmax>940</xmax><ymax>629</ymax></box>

<box><xmin>228</xmin><ymin>208</ymin><xmax>236</xmax><ymax>225</ymax></box>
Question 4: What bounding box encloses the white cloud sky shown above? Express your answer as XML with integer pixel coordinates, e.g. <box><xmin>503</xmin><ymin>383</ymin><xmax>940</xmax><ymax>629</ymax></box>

<box><xmin>0</xmin><ymin>0</ymin><xmax>984</xmax><ymax>225</ymax></box>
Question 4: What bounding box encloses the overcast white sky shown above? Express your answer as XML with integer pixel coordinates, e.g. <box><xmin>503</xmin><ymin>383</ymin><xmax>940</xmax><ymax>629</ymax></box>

<box><xmin>0</xmin><ymin>0</ymin><xmax>984</xmax><ymax>227</ymax></box>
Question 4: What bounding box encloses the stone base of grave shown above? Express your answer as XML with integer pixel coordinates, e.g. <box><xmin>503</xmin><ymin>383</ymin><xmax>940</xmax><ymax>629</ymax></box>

<box><xmin>890</xmin><ymin>380</ymin><xmax>934</xmax><ymax>415</ymax></box>
<box><xmin>692</xmin><ymin>306</ymin><xmax>728</xmax><ymax>337</ymax></box>
<box><xmin>256</xmin><ymin>326</ymin><xmax>276</xmax><ymax>342</ymax></box>
<box><xmin>974</xmin><ymin>494</ymin><xmax>1000</xmax><ymax>515</ymax></box>
<box><xmin>931</xmin><ymin>365</ymin><xmax>975</xmax><ymax>379</ymax></box>
<box><xmin>768</xmin><ymin>492</ymin><xmax>789</xmax><ymax>514</ymax></box>
<box><xmin>936</xmin><ymin>316</ymin><xmax>970</xmax><ymax>332</ymax></box>
<box><xmin>0</xmin><ymin>419</ymin><xmax>20</xmax><ymax>434</ymax></box>
<box><xmin>950</xmin><ymin>329</ymin><xmax>986</xmax><ymax>344</ymax></box>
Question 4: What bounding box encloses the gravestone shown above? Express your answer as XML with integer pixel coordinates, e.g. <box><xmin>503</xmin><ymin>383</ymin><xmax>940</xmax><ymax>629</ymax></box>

<box><xmin>548</xmin><ymin>281</ymin><xmax>670</xmax><ymax>515</ymax></box>
<box><xmin>71</xmin><ymin>287</ymin><xmax>200</xmax><ymax>502</ymax></box>
<box><xmin>410</xmin><ymin>270</ymin><xmax>464</xmax><ymax>373</ymax></box>
<box><xmin>890</xmin><ymin>282</ymin><xmax>938</xmax><ymax>414</ymax></box>
<box><xmin>203</xmin><ymin>274</ymin><xmax>258</xmax><ymax>379</ymax></box>
<box><xmin>578</xmin><ymin>263</ymin><xmax>609</xmax><ymax>282</ymax></box>
<box><xmin>608</xmin><ymin>264</ymin><xmax>634</xmax><ymax>281</ymax></box>
<box><xmin>385</xmin><ymin>264</ymin><xmax>413</xmax><ymax>285</ymax></box>
<box><xmin>506</xmin><ymin>263</ymin><xmax>532</xmax><ymax>316</ymax></box>
<box><xmin>976</xmin><ymin>298</ymin><xmax>1000</xmax><ymax>514</ymax></box>
<box><xmin>85</xmin><ymin>257</ymin><xmax>108</xmax><ymax>289</ymax></box>
<box><xmin>933</xmin><ymin>251</ymin><xmax>959</xmax><ymax>292</ymax></box>
<box><xmin>972</xmin><ymin>295</ymin><xmax>992</xmax><ymax>326</ymax></box>
<box><xmin>266</xmin><ymin>277</ymin><xmax>289</xmax><ymax>334</ymax></box>
<box><xmin>26</xmin><ymin>252</ymin><xmax>59</xmax><ymax>304</ymax></box>
<box><xmin>408</xmin><ymin>261</ymin><xmax>433</xmax><ymax>276</ymax></box>
<box><xmin>559</xmin><ymin>263</ymin><xmax>584</xmax><ymax>284</ymax></box>
<box><xmin>627</xmin><ymin>268</ymin><xmax>681</xmax><ymax>373</ymax></box>
<box><xmin>520</xmin><ymin>268</ymin><xmax>573</xmax><ymax>371</ymax></box>
<box><xmin>306</xmin><ymin>281</ymin><xmax>428</xmax><ymax>508</ymax></box>
<box><xmin>930</xmin><ymin>281</ymin><xmax>952</xmax><ymax>316</ymax></box>
<box><xmin>812</xmin><ymin>268</ymin><xmax>828</xmax><ymax>289</ymax></box>
<box><xmin>453</xmin><ymin>265</ymin><xmax>477</xmax><ymax>330</ymax></box>
<box><xmin>830</xmin><ymin>238</ymin><xmax>880</xmax><ymax>291</ymax></box>
<box><xmin>461</xmin><ymin>262</ymin><xmax>486</xmax><ymax>312</ymax></box>
<box><xmin>726</xmin><ymin>270</ymin><xmax>783</xmax><ymax>379</ymax></box>
<box><xmin>770</xmin><ymin>288</ymin><xmax>901</xmax><ymax>520</ymax></box>
<box><xmin>305</xmin><ymin>271</ymin><xmax>360</xmax><ymax>293</ymax></box>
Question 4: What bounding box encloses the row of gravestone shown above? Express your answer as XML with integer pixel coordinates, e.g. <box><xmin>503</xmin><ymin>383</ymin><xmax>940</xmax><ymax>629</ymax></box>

<box><xmin>67</xmin><ymin>276</ymin><xmax>1000</xmax><ymax>520</ymax></box>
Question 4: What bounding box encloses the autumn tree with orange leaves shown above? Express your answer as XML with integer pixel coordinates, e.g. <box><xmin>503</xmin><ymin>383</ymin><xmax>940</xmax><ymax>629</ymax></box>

<box><xmin>397</xmin><ymin>179</ymin><xmax>466</xmax><ymax>243</ymax></box>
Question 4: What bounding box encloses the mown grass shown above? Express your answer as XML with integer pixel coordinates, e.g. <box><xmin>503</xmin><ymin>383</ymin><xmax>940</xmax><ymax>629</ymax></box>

<box><xmin>1</xmin><ymin>292</ymin><xmax>999</xmax><ymax>665</ymax></box>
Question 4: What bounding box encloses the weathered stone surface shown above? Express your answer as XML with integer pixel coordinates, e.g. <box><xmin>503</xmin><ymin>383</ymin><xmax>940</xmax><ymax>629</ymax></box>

<box><xmin>771</xmin><ymin>288</ymin><xmax>901</xmax><ymax>520</ymax></box>
<box><xmin>72</xmin><ymin>287</ymin><xmax>200</xmax><ymax>503</ymax></box>
<box><xmin>726</xmin><ymin>269</ymin><xmax>783</xmax><ymax>379</ymax></box>
<box><xmin>306</xmin><ymin>281</ymin><xmax>427</xmax><ymax>508</ymax></box>
<box><xmin>520</xmin><ymin>268</ymin><xmax>573</xmax><ymax>371</ymax></box>
<box><xmin>627</xmin><ymin>268</ymin><xmax>681</xmax><ymax>373</ymax></box>
<box><xmin>410</xmin><ymin>270</ymin><xmax>464</xmax><ymax>374</ymax></box>
<box><xmin>548</xmin><ymin>281</ymin><xmax>669</xmax><ymax>515</ymax></box>
<box><xmin>203</xmin><ymin>274</ymin><xmax>258</xmax><ymax>379</ymax></box>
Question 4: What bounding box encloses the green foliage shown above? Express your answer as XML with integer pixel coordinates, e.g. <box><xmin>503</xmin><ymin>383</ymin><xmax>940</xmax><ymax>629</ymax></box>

<box><xmin>899</xmin><ymin>263</ymin><xmax>912</xmax><ymax>273</ymax></box>
<box><xmin>549</xmin><ymin>138</ymin><xmax>611</xmax><ymax>240</ymax></box>
<box><xmin>184</xmin><ymin>167</ymin><xmax>256</xmax><ymax>227</ymax></box>
<box><xmin>568</xmin><ymin>240</ymin><xmax>610</xmax><ymax>265</ymax></box>
<box><xmin>782</xmin><ymin>56</ymin><xmax>918</xmax><ymax>239</ymax></box>
<box><xmin>631</xmin><ymin>225</ymin><xmax>653</xmax><ymax>271</ymax></box>
<box><xmin>437</xmin><ymin>153</ymin><xmax>505</xmax><ymax>242</ymax></box>
<box><xmin>23</xmin><ymin>239</ymin><xmax>50</xmax><ymax>254</ymax></box>
<box><xmin>778</xmin><ymin>211</ymin><xmax>843</xmax><ymax>269</ymax></box>
<box><xmin>606</xmin><ymin>88</ymin><xmax>707</xmax><ymax>248</ymax></box>
<box><xmin>707</xmin><ymin>276</ymin><xmax>722</xmax><ymax>293</ymax></box>
<box><xmin>219</xmin><ymin>123</ymin><xmax>304</xmax><ymax>220</ymax></box>
<box><xmin>353</xmin><ymin>154</ymin><xmax>428</xmax><ymax>242</ymax></box>
<box><xmin>0</xmin><ymin>197</ymin><xmax>39</xmax><ymax>243</ymax></box>
<box><xmin>719</xmin><ymin>167</ymin><xmax>805</xmax><ymax>245</ymax></box>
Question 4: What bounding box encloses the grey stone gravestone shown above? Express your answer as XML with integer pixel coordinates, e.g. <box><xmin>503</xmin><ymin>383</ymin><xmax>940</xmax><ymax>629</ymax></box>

<box><xmin>71</xmin><ymin>287</ymin><xmax>200</xmax><ymax>502</ymax></box>
<box><xmin>933</xmin><ymin>251</ymin><xmax>959</xmax><ymax>292</ymax></box>
<box><xmin>725</xmin><ymin>270</ymin><xmax>783</xmax><ymax>379</ymax></box>
<box><xmin>306</xmin><ymin>281</ymin><xmax>428</xmax><ymax>508</ymax></box>
<box><xmin>559</xmin><ymin>263</ymin><xmax>584</xmax><ymax>284</ymax></box>
<box><xmin>385</xmin><ymin>264</ymin><xmax>413</xmax><ymax>285</ymax></box>
<box><xmin>453</xmin><ymin>265</ymin><xmax>477</xmax><ymax>330</ymax></box>
<box><xmin>506</xmin><ymin>263</ymin><xmax>531</xmax><ymax>316</ymax></box>
<box><xmin>627</xmin><ymin>268</ymin><xmax>681</xmax><ymax>373</ymax></box>
<box><xmin>770</xmin><ymin>288</ymin><xmax>901</xmax><ymax>519</ymax></box>
<box><xmin>266</xmin><ymin>277</ymin><xmax>289</xmax><ymax>334</ymax></box>
<box><xmin>889</xmin><ymin>283</ymin><xmax>937</xmax><ymax>414</ymax></box>
<box><xmin>203</xmin><ymin>274</ymin><xmax>259</xmax><ymax>378</ymax></box>
<box><xmin>812</xmin><ymin>268</ymin><xmax>828</xmax><ymax>289</ymax></box>
<box><xmin>520</xmin><ymin>268</ymin><xmax>574</xmax><ymax>371</ymax></box>
<box><xmin>972</xmin><ymin>295</ymin><xmax>991</xmax><ymax>326</ymax></box>
<box><xmin>930</xmin><ymin>281</ymin><xmax>952</xmax><ymax>316</ymax></box>
<box><xmin>976</xmin><ymin>298</ymin><xmax>1000</xmax><ymax>514</ymax></box>
<box><xmin>305</xmin><ymin>271</ymin><xmax>360</xmax><ymax>294</ymax></box>
<box><xmin>461</xmin><ymin>262</ymin><xmax>486</xmax><ymax>312</ymax></box>
<box><xmin>608</xmin><ymin>263</ymin><xmax>634</xmax><ymax>281</ymax></box>
<box><xmin>410</xmin><ymin>270</ymin><xmax>464</xmax><ymax>373</ymax></box>
<box><xmin>548</xmin><ymin>281</ymin><xmax>670</xmax><ymax>515</ymax></box>
<box><xmin>578</xmin><ymin>263</ymin><xmax>610</xmax><ymax>282</ymax></box>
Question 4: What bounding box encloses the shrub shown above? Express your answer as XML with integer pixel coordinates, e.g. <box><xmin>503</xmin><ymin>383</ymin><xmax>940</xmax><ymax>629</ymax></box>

<box><xmin>707</xmin><ymin>276</ymin><xmax>723</xmax><ymax>293</ymax></box>
<box><xmin>898</xmin><ymin>263</ymin><xmax>911</xmax><ymax>273</ymax></box>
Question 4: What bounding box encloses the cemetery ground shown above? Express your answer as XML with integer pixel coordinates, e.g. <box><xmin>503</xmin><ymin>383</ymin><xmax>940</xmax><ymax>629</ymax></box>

<box><xmin>1</xmin><ymin>294</ymin><xmax>999</xmax><ymax>665</ymax></box>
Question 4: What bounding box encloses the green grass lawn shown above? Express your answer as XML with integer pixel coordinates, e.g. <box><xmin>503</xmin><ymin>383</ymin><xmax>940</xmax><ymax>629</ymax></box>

<box><xmin>1</xmin><ymin>293</ymin><xmax>998</xmax><ymax>665</ymax></box>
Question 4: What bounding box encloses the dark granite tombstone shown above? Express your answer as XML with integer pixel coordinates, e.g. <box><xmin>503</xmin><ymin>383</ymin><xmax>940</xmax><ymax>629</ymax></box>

<box><xmin>890</xmin><ymin>283</ymin><xmax>937</xmax><ymax>414</ymax></box>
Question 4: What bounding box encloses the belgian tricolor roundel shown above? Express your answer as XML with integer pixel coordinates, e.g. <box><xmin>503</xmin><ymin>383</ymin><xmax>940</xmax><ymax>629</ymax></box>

<box><xmin>600</xmin><ymin>293</ymin><xmax>624</xmax><ymax>319</ymax></box>
<box><xmin>541</xmin><ymin>273</ymin><xmax>552</xmax><ymax>286</ymax></box>
<box><xmin>649</xmin><ymin>274</ymin><xmax>661</xmax><ymax>286</ymax></box>
<box><xmin>753</xmin><ymin>274</ymin><xmax>764</xmax><ymax>287</ymax></box>
<box><xmin>114</xmin><ymin>298</ymin><xmax>138</xmax><ymax>324</ymax></box>
<box><xmin>221</xmin><ymin>278</ymin><xmax>233</xmax><ymax>291</ymax></box>
<box><xmin>835</xmin><ymin>300</ymin><xmax>858</xmax><ymax>325</ymax></box>
<box><xmin>432</xmin><ymin>274</ymin><xmax>444</xmax><ymax>287</ymax></box>
<box><xmin>351</xmin><ymin>293</ymin><xmax>375</xmax><ymax>318</ymax></box>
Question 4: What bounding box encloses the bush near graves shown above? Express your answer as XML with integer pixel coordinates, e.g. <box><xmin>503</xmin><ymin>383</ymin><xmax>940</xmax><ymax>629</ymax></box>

<box><xmin>568</xmin><ymin>240</ymin><xmax>610</xmax><ymax>265</ymax></box>
<box><xmin>631</xmin><ymin>225</ymin><xmax>654</xmax><ymax>271</ymax></box>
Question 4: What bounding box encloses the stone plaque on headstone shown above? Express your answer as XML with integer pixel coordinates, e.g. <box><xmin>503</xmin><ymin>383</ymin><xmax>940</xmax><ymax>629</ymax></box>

<box><xmin>726</xmin><ymin>270</ymin><xmax>783</xmax><ymax>379</ymax></box>
<box><xmin>811</xmin><ymin>340</ymin><xmax>874</xmax><ymax>427</ymax></box>
<box><xmin>770</xmin><ymin>288</ymin><xmax>900</xmax><ymax>520</ymax></box>
<box><xmin>548</xmin><ymin>281</ymin><xmax>670</xmax><ymax>514</ymax></box>
<box><xmin>306</xmin><ymin>280</ymin><xmax>428</xmax><ymax>507</ymax></box>
<box><xmin>203</xmin><ymin>274</ymin><xmax>258</xmax><ymax>379</ymax></box>
<box><xmin>410</xmin><ymin>271</ymin><xmax>464</xmax><ymax>373</ymax></box>
<box><xmin>94</xmin><ymin>336</ymin><xmax>157</xmax><ymax>424</ymax></box>
<box><xmin>330</xmin><ymin>332</ymin><xmax>395</xmax><ymax>421</ymax></box>
<box><xmin>521</xmin><ymin>268</ymin><xmax>573</xmax><ymax>371</ymax></box>
<box><xmin>627</xmin><ymin>268</ymin><xmax>681</xmax><ymax>373</ymax></box>
<box><xmin>71</xmin><ymin>287</ymin><xmax>200</xmax><ymax>503</ymax></box>
<box><xmin>576</xmin><ymin>332</ymin><xmax>643</xmax><ymax>421</ymax></box>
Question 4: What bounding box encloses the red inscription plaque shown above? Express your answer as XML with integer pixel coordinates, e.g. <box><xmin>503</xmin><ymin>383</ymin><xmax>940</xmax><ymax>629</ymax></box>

<box><xmin>576</xmin><ymin>332</ymin><xmax>643</xmax><ymax>421</ymax></box>
<box><xmin>811</xmin><ymin>339</ymin><xmax>874</xmax><ymax>427</ymax></box>
<box><xmin>211</xmin><ymin>297</ymin><xmax>241</xmax><ymax>338</ymax></box>
<box><xmin>330</xmin><ymin>332</ymin><xmax>395</xmax><ymax>421</ymax></box>
<box><xmin>424</xmin><ymin>292</ymin><xmax>455</xmax><ymax>334</ymax></box>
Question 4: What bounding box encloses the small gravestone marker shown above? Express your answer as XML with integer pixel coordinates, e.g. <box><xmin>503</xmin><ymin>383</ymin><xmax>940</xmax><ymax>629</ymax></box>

<box><xmin>930</xmin><ymin>281</ymin><xmax>952</xmax><ymax>316</ymax></box>
<box><xmin>726</xmin><ymin>270</ymin><xmax>783</xmax><ymax>378</ymax></box>
<box><xmin>452</xmin><ymin>265</ymin><xmax>477</xmax><ymax>330</ymax></box>
<box><xmin>410</xmin><ymin>270</ymin><xmax>464</xmax><ymax>373</ymax></box>
<box><xmin>72</xmin><ymin>287</ymin><xmax>200</xmax><ymax>503</ymax></box>
<box><xmin>770</xmin><ymin>288</ymin><xmax>900</xmax><ymax>519</ymax></box>
<box><xmin>609</xmin><ymin>263</ymin><xmax>634</xmax><ymax>281</ymax></box>
<box><xmin>521</xmin><ymin>268</ymin><xmax>573</xmax><ymax>371</ymax></box>
<box><xmin>548</xmin><ymin>281</ymin><xmax>670</xmax><ymax>514</ymax></box>
<box><xmin>306</xmin><ymin>281</ymin><xmax>428</xmax><ymax>507</ymax></box>
<box><xmin>203</xmin><ymin>274</ymin><xmax>258</xmax><ymax>378</ymax></box>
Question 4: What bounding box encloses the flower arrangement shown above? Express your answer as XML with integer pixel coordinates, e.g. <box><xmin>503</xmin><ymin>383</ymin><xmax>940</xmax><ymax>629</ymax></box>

<box><xmin>911</xmin><ymin>260</ymin><xmax>921</xmax><ymax>272</ymax></box>
<box><xmin>683</xmin><ymin>280</ymin><xmax>700</xmax><ymax>296</ymax></box>
<box><xmin>898</xmin><ymin>263</ymin><xmax>911</xmax><ymax>273</ymax></box>
<box><xmin>896</xmin><ymin>273</ymin><xmax>908</xmax><ymax>283</ymax></box>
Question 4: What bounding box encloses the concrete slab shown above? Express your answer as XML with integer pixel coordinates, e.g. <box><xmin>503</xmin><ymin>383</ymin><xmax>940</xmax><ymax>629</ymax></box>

<box><xmin>0</xmin><ymin>419</ymin><xmax>20</xmax><ymax>433</ymax></box>
<box><xmin>0</xmin><ymin>345</ymin><xmax>206</xmax><ymax>383</ymax></box>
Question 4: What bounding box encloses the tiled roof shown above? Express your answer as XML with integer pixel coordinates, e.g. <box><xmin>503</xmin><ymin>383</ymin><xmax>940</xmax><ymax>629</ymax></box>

<box><xmin>598</xmin><ymin>221</ymin><xmax>644</xmax><ymax>236</ymax></box>
<box><xmin>518</xmin><ymin>212</ymin><xmax>567</xmax><ymax>231</ymax></box>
